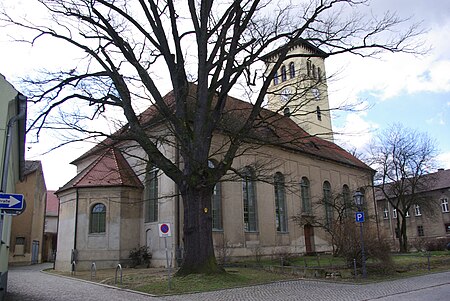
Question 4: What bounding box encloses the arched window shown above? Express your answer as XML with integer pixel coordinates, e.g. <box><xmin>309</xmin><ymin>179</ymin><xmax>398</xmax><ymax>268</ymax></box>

<box><xmin>281</xmin><ymin>65</ymin><xmax>287</xmax><ymax>82</ymax></box>
<box><xmin>316</xmin><ymin>106</ymin><xmax>322</xmax><ymax>121</ymax></box>
<box><xmin>209</xmin><ymin>160</ymin><xmax>222</xmax><ymax>230</ymax></box>
<box><xmin>273</xmin><ymin>71</ymin><xmax>279</xmax><ymax>85</ymax></box>
<box><xmin>145</xmin><ymin>164</ymin><xmax>158</xmax><ymax>223</ymax></box>
<box><xmin>274</xmin><ymin>172</ymin><xmax>287</xmax><ymax>232</ymax></box>
<box><xmin>289</xmin><ymin>62</ymin><xmax>295</xmax><ymax>78</ymax></box>
<box><xmin>342</xmin><ymin>185</ymin><xmax>351</xmax><ymax>217</ymax></box>
<box><xmin>90</xmin><ymin>203</ymin><xmax>106</xmax><ymax>233</ymax></box>
<box><xmin>300</xmin><ymin>177</ymin><xmax>311</xmax><ymax>214</ymax></box>
<box><xmin>323</xmin><ymin>181</ymin><xmax>333</xmax><ymax>227</ymax></box>
<box><xmin>243</xmin><ymin>166</ymin><xmax>258</xmax><ymax>232</ymax></box>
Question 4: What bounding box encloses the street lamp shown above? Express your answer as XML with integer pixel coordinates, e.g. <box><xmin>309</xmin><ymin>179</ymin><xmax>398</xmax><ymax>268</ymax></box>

<box><xmin>354</xmin><ymin>190</ymin><xmax>367</xmax><ymax>278</ymax></box>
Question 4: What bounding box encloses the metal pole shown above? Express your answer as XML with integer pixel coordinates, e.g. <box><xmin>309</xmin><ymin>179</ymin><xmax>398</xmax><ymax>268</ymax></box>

<box><xmin>359</xmin><ymin>218</ymin><xmax>367</xmax><ymax>278</ymax></box>
<box><xmin>165</xmin><ymin>237</ymin><xmax>172</xmax><ymax>289</ymax></box>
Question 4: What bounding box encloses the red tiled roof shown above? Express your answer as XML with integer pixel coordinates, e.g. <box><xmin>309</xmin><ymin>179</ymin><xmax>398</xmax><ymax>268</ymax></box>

<box><xmin>57</xmin><ymin>148</ymin><xmax>143</xmax><ymax>193</ymax></box>
<box><xmin>46</xmin><ymin>190</ymin><xmax>59</xmax><ymax>215</ymax></box>
<box><xmin>71</xmin><ymin>84</ymin><xmax>372</xmax><ymax>172</ymax></box>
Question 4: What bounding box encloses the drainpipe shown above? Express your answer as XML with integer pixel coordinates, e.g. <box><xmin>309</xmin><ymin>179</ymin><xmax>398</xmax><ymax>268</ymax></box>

<box><xmin>0</xmin><ymin>94</ymin><xmax>27</xmax><ymax>244</ymax></box>
<box><xmin>1</xmin><ymin>94</ymin><xmax>27</xmax><ymax>193</ymax></box>
<box><xmin>71</xmin><ymin>188</ymin><xmax>79</xmax><ymax>268</ymax></box>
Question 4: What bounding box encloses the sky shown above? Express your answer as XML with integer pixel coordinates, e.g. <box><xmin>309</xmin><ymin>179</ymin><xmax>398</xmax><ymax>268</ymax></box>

<box><xmin>1</xmin><ymin>0</ymin><xmax>449</xmax><ymax>190</ymax></box>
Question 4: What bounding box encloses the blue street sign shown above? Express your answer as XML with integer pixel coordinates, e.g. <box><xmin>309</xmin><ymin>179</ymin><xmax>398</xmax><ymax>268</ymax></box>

<box><xmin>355</xmin><ymin>211</ymin><xmax>365</xmax><ymax>223</ymax></box>
<box><xmin>0</xmin><ymin>193</ymin><xmax>25</xmax><ymax>210</ymax></box>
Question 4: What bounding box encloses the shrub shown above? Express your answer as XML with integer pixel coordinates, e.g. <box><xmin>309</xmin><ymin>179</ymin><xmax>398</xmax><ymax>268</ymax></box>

<box><xmin>129</xmin><ymin>246</ymin><xmax>152</xmax><ymax>267</ymax></box>
<box><xmin>425</xmin><ymin>237</ymin><xmax>450</xmax><ymax>251</ymax></box>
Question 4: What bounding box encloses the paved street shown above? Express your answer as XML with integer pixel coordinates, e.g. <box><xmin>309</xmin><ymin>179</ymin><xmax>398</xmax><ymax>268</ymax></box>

<box><xmin>6</xmin><ymin>264</ymin><xmax>450</xmax><ymax>301</ymax></box>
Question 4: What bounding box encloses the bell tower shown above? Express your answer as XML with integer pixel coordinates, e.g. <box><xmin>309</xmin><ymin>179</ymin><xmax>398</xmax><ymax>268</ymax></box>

<box><xmin>264</xmin><ymin>40</ymin><xmax>334</xmax><ymax>141</ymax></box>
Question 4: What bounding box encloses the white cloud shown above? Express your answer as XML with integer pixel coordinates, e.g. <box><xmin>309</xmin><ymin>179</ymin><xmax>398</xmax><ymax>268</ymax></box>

<box><xmin>437</xmin><ymin>152</ymin><xmax>450</xmax><ymax>170</ymax></box>
<box><xmin>334</xmin><ymin>112</ymin><xmax>380</xmax><ymax>151</ymax></box>
<box><xmin>327</xmin><ymin>17</ymin><xmax>450</xmax><ymax>107</ymax></box>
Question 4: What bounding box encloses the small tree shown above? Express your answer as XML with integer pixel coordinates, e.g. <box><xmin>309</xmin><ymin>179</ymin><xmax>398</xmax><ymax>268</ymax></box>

<box><xmin>367</xmin><ymin>124</ymin><xmax>437</xmax><ymax>252</ymax></box>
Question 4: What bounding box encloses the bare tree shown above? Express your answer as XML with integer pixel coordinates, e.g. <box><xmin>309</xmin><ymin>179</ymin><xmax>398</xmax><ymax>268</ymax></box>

<box><xmin>1</xmin><ymin>1</ymin><xmax>424</xmax><ymax>275</ymax></box>
<box><xmin>367</xmin><ymin>124</ymin><xmax>437</xmax><ymax>252</ymax></box>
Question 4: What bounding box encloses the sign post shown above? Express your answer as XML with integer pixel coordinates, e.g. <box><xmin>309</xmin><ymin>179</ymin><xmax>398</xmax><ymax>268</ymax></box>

<box><xmin>158</xmin><ymin>223</ymin><xmax>172</xmax><ymax>289</ymax></box>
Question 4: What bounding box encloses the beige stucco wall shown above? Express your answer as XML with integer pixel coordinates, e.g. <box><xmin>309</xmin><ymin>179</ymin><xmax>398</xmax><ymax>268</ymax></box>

<box><xmin>10</xmin><ymin>164</ymin><xmax>47</xmax><ymax>264</ymax></box>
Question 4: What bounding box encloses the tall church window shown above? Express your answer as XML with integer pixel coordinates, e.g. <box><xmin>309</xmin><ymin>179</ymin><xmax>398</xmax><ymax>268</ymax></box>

<box><xmin>301</xmin><ymin>177</ymin><xmax>311</xmax><ymax>214</ymax></box>
<box><xmin>307</xmin><ymin>61</ymin><xmax>311</xmax><ymax>77</ymax></box>
<box><xmin>281</xmin><ymin>65</ymin><xmax>287</xmax><ymax>82</ymax></box>
<box><xmin>342</xmin><ymin>184</ymin><xmax>351</xmax><ymax>217</ymax></box>
<box><xmin>318</xmin><ymin>67</ymin><xmax>322</xmax><ymax>81</ymax></box>
<box><xmin>289</xmin><ymin>62</ymin><xmax>295</xmax><ymax>78</ymax></box>
<box><xmin>323</xmin><ymin>181</ymin><xmax>333</xmax><ymax>227</ymax></box>
<box><xmin>274</xmin><ymin>71</ymin><xmax>279</xmax><ymax>85</ymax></box>
<box><xmin>312</xmin><ymin>64</ymin><xmax>317</xmax><ymax>79</ymax></box>
<box><xmin>274</xmin><ymin>172</ymin><xmax>287</xmax><ymax>232</ymax></box>
<box><xmin>145</xmin><ymin>164</ymin><xmax>158</xmax><ymax>223</ymax></box>
<box><xmin>209</xmin><ymin>160</ymin><xmax>223</xmax><ymax>231</ymax></box>
<box><xmin>243</xmin><ymin>167</ymin><xmax>258</xmax><ymax>232</ymax></box>
<box><xmin>316</xmin><ymin>106</ymin><xmax>322</xmax><ymax>121</ymax></box>
<box><xmin>90</xmin><ymin>203</ymin><xmax>106</xmax><ymax>233</ymax></box>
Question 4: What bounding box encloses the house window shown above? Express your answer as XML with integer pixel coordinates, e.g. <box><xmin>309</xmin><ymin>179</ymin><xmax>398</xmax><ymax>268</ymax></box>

<box><xmin>323</xmin><ymin>181</ymin><xmax>333</xmax><ymax>227</ymax></box>
<box><xmin>300</xmin><ymin>177</ymin><xmax>311</xmax><ymax>214</ymax></box>
<box><xmin>212</xmin><ymin>183</ymin><xmax>222</xmax><ymax>230</ymax></box>
<box><xmin>393</xmin><ymin>208</ymin><xmax>397</xmax><ymax>219</ymax></box>
<box><xmin>316</xmin><ymin>106</ymin><xmax>322</xmax><ymax>121</ymax></box>
<box><xmin>14</xmin><ymin>237</ymin><xmax>25</xmax><ymax>255</ymax></box>
<box><xmin>442</xmin><ymin>198</ymin><xmax>449</xmax><ymax>213</ymax></box>
<box><xmin>383</xmin><ymin>208</ymin><xmax>389</xmax><ymax>219</ymax></box>
<box><xmin>273</xmin><ymin>71</ymin><xmax>279</xmax><ymax>85</ymax></box>
<box><xmin>281</xmin><ymin>65</ymin><xmax>287</xmax><ymax>82</ymax></box>
<box><xmin>405</xmin><ymin>210</ymin><xmax>410</xmax><ymax>218</ymax></box>
<box><xmin>90</xmin><ymin>203</ymin><xmax>106</xmax><ymax>233</ymax></box>
<box><xmin>243</xmin><ymin>167</ymin><xmax>258</xmax><ymax>232</ymax></box>
<box><xmin>445</xmin><ymin>223</ymin><xmax>450</xmax><ymax>233</ymax></box>
<box><xmin>414</xmin><ymin>205</ymin><xmax>422</xmax><ymax>216</ymax></box>
<box><xmin>289</xmin><ymin>62</ymin><xmax>295</xmax><ymax>78</ymax></box>
<box><xmin>342</xmin><ymin>184</ymin><xmax>351</xmax><ymax>217</ymax></box>
<box><xmin>145</xmin><ymin>165</ymin><xmax>158</xmax><ymax>223</ymax></box>
<box><xmin>417</xmin><ymin>225</ymin><xmax>424</xmax><ymax>237</ymax></box>
<box><xmin>209</xmin><ymin>161</ymin><xmax>222</xmax><ymax>231</ymax></box>
<box><xmin>274</xmin><ymin>172</ymin><xmax>287</xmax><ymax>232</ymax></box>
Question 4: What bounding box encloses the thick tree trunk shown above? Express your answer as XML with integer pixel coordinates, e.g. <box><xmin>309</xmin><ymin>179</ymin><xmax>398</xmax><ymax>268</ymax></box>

<box><xmin>176</xmin><ymin>185</ymin><xmax>224</xmax><ymax>275</ymax></box>
<box><xmin>398</xmin><ymin>216</ymin><xmax>408</xmax><ymax>253</ymax></box>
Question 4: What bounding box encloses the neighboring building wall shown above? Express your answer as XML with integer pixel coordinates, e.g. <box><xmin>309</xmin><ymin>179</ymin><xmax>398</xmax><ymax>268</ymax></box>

<box><xmin>0</xmin><ymin>74</ymin><xmax>26</xmax><ymax>300</ymax></box>
<box><xmin>43</xmin><ymin>191</ymin><xmax>58</xmax><ymax>262</ymax></box>
<box><xmin>377</xmin><ymin>169</ymin><xmax>450</xmax><ymax>250</ymax></box>
<box><xmin>10</xmin><ymin>161</ymin><xmax>47</xmax><ymax>265</ymax></box>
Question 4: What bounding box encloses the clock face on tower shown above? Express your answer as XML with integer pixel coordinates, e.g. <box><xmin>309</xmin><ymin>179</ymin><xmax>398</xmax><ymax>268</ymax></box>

<box><xmin>280</xmin><ymin>87</ymin><xmax>291</xmax><ymax>103</ymax></box>
<box><xmin>311</xmin><ymin>88</ymin><xmax>320</xmax><ymax>100</ymax></box>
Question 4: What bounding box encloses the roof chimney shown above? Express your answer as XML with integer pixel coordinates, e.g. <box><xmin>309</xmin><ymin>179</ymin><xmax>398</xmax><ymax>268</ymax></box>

<box><xmin>438</xmin><ymin>168</ymin><xmax>444</xmax><ymax>172</ymax></box>
<box><xmin>283</xmin><ymin>107</ymin><xmax>291</xmax><ymax>117</ymax></box>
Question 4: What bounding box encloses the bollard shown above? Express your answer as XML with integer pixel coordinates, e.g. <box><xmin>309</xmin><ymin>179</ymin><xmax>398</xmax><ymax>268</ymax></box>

<box><xmin>71</xmin><ymin>261</ymin><xmax>76</xmax><ymax>276</ymax></box>
<box><xmin>115</xmin><ymin>264</ymin><xmax>123</xmax><ymax>285</ymax></box>
<box><xmin>90</xmin><ymin>262</ymin><xmax>96</xmax><ymax>280</ymax></box>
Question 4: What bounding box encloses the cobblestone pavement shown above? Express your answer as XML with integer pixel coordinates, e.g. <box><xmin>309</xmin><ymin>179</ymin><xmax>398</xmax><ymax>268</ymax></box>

<box><xmin>6</xmin><ymin>264</ymin><xmax>450</xmax><ymax>301</ymax></box>
<box><xmin>161</xmin><ymin>271</ymin><xmax>450</xmax><ymax>301</ymax></box>
<box><xmin>6</xmin><ymin>263</ymin><xmax>163</xmax><ymax>301</ymax></box>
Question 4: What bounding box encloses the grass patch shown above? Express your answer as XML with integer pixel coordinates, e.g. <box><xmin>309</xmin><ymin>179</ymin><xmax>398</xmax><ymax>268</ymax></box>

<box><xmin>46</xmin><ymin>251</ymin><xmax>449</xmax><ymax>296</ymax></box>
<box><xmin>105</xmin><ymin>268</ymin><xmax>297</xmax><ymax>295</ymax></box>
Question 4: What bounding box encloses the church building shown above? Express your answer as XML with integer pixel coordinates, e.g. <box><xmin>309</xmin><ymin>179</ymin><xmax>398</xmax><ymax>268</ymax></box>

<box><xmin>54</xmin><ymin>41</ymin><xmax>375</xmax><ymax>271</ymax></box>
